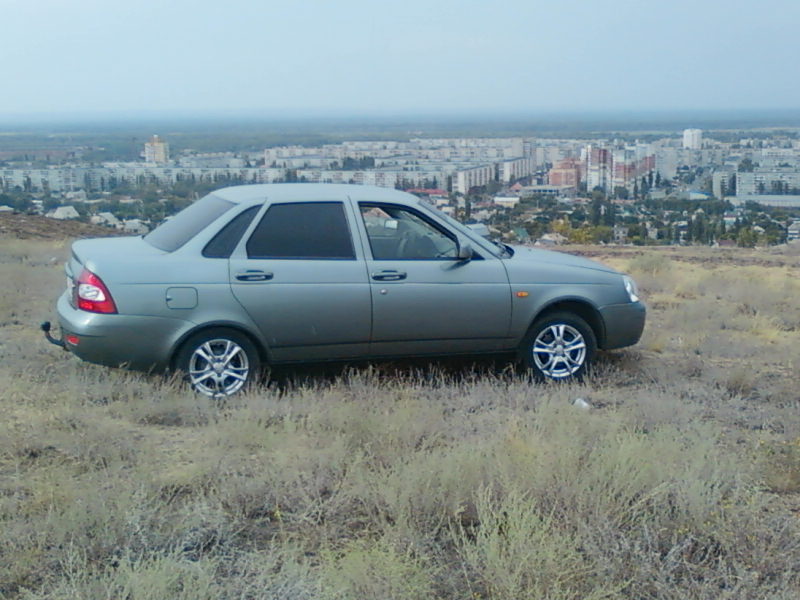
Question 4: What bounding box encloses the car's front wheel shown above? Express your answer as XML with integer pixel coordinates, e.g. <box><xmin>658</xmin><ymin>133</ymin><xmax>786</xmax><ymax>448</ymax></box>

<box><xmin>175</xmin><ymin>328</ymin><xmax>261</xmax><ymax>398</ymax></box>
<box><xmin>521</xmin><ymin>312</ymin><xmax>596</xmax><ymax>381</ymax></box>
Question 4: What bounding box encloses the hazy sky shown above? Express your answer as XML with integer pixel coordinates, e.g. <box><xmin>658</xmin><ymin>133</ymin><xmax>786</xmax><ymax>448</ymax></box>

<box><xmin>3</xmin><ymin>0</ymin><xmax>799</xmax><ymax>118</ymax></box>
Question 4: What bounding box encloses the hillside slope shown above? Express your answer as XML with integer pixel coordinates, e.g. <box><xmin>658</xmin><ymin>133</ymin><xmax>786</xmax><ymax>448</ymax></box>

<box><xmin>1</xmin><ymin>237</ymin><xmax>799</xmax><ymax>599</ymax></box>
<box><xmin>0</xmin><ymin>212</ymin><xmax>119</xmax><ymax>240</ymax></box>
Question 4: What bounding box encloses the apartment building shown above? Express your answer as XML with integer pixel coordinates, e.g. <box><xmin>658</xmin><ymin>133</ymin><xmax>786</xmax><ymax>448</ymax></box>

<box><xmin>611</xmin><ymin>145</ymin><xmax>655</xmax><ymax>190</ymax></box>
<box><xmin>498</xmin><ymin>157</ymin><xmax>536</xmax><ymax>183</ymax></box>
<box><xmin>736</xmin><ymin>169</ymin><xmax>800</xmax><ymax>195</ymax></box>
<box><xmin>712</xmin><ymin>169</ymin><xmax>736</xmax><ymax>198</ymax></box>
<box><xmin>143</xmin><ymin>135</ymin><xmax>169</xmax><ymax>165</ymax></box>
<box><xmin>682</xmin><ymin>129</ymin><xmax>702</xmax><ymax>150</ymax></box>
<box><xmin>453</xmin><ymin>165</ymin><xmax>495</xmax><ymax>194</ymax></box>
<box><xmin>547</xmin><ymin>158</ymin><xmax>581</xmax><ymax>187</ymax></box>
<box><xmin>585</xmin><ymin>145</ymin><xmax>612</xmax><ymax>191</ymax></box>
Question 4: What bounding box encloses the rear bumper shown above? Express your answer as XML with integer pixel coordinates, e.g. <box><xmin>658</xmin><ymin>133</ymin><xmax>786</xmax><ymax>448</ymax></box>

<box><xmin>598</xmin><ymin>301</ymin><xmax>646</xmax><ymax>350</ymax></box>
<box><xmin>55</xmin><ymin>292</ymin><xmax>190</xmax><ymax>371</ymax></box>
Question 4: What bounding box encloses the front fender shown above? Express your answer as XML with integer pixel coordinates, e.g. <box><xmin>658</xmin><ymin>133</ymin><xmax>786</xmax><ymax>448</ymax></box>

<box><xmin>509</xmin><ymin>286</ymin><xmax>608</xmax><ymax>345</ymax></box>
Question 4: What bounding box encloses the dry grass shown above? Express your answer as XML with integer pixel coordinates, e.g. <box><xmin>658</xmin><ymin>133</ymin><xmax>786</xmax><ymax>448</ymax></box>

<box><xmin>2</xmin><ymin>239</ymin><xmax>800</xmax><ymax>599</ymax></box>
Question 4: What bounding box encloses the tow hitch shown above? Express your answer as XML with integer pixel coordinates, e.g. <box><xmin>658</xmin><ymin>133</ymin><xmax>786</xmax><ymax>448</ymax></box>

<box><xmin>41</xmin><ymin>321</ymin><xmax>66</xmax><ymax>349</ymax></box>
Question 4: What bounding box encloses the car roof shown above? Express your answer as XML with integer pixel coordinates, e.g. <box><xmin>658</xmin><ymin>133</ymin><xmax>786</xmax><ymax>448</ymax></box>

<box><xmin>211</xmin><ymin>183</ymin><xmax>422</xmax><ymax>206</ymax></box>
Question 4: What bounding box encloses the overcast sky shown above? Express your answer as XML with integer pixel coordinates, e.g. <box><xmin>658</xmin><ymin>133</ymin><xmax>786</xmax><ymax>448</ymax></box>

<box><xmin>3</xmin><ymin>0</ymin><xmax>799</xmax><ymax>119</ymax></box>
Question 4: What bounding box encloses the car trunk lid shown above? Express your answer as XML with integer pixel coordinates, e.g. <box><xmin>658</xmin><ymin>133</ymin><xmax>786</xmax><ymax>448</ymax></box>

<box><xmin>70</xmin><ymin>236</ymin><xmax>164</xmax><ymax>275</ymax></box>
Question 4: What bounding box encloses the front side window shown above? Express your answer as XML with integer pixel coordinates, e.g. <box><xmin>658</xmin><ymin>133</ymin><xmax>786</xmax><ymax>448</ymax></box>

<box><xmin>360</xmin><ymin>203</ymin><xmax>458</xmax><ymax>260</ymax></box>
<box><xmin>246</xmin><ymin>202</ymin><xmax>355</xmax><ymax>259</ymax></box>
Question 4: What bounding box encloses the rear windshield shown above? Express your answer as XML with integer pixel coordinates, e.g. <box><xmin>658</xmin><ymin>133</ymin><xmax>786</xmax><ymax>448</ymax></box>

<box><xmin>144</xmin><ymin>194</ymin><xmax>235</xmax><ymax>252</ymax></box>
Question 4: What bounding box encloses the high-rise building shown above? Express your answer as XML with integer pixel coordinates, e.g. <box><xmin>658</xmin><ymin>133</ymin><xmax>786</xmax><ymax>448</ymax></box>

<box><xmin>584</xmin><ymin>145</ymin><xmax>612</xmax><ymax>191</ymax></box>
<box><xmin>611</xmin><ymin>144</ymin><xmax>655</xmax><ymax>191</ymax></box>
<box><xmin>682</xmin><ymin>129</ymin><xmax>703</xmax><ymax>150</ymax></box>
<box><xmin>581</xmin><ymin>143</ymin><xmax>654</xmax><ymax>193</ymax></box>
<box><xmin>144</xmin><ymin>135</ymin><xmax>169</xmax><ymax>164</ymax></box>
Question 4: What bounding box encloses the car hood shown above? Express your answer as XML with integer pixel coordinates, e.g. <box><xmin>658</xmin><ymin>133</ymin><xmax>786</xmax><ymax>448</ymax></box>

<box><xmin>506</xmin><ymin>245</ymin><xmax>619</xmax><ymax>274</ymax></box>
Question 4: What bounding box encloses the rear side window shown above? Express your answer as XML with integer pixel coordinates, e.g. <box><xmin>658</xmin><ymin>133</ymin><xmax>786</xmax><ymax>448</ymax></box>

<box><xmin>145</xmin><ymin>194</ymin><xmax>235</xmax><ymax>252</ymax></box>
<box><xmin>246</xmin><ymin>202</ymin><xmax>355</xmax><ymax>259</ymax></box>
<box><xmin>203</xmin><ymin>205</ymin><xmax>260</xmax><ymax>258</ymax></box>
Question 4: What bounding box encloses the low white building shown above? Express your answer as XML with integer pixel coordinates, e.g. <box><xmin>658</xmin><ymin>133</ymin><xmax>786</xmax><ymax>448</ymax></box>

<box><xmin>472</xmin><ymin>209</ymin><xmax>496</xmax><ymax>221</ymax></box>
<box><xmin>65</xmin><ymin>190</ymin><xmax>88</xmax><ymax>202</ymax></box>
<box><xmin>47</xmin><ymin>206</ymin><xmax>80</xmax><ymax>219</ymax></box>
<box><xmin>493</xmin><ymin>195</ymin><xmax>520</xmax><ymax>208</ymax></box>
<box><xmin>535</xmin><ymin>232</ymin><xmax>568</xmax><ymax>246</ymax></box>
<box><xmin>788</xmin><ymin>221</ymin><xmax>800</xmax><ymax>241</ymax></box>
<box><xmin>90</xmin><ymin>212</ymin><xmax>122</xmax><ymax>228</ymax></box>
<box><xmin>123</xmin><ymin>219</ymin><xmax>149</xmax><ymax>234</ymax></box>
<box><xmin>522</xmin><ymin>184</ymin><xmax>576</xmax><ymax>198</ymax></box>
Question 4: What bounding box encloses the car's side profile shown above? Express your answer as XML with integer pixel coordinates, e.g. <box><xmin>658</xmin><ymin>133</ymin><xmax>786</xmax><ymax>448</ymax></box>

<box><xmin>45</xmin><ymin>183</ymin><xmax>646</xmax><ymax>397</ymax></box>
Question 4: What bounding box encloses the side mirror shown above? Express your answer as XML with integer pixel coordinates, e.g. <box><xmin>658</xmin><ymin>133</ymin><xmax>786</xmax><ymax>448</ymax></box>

<box><xmin>457</xmin><ymin>243</ymin><xmax>474</xmax><ymax>261</ymax></box>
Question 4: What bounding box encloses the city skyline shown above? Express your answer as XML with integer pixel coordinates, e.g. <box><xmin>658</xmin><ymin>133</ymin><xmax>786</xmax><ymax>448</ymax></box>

<box><xmin>3</xmin><ymin>0</ymin><xmax>800</xmax><ymax>119</ymax></box>
<box><xmin>5</xmin><ymin>128</ymin><xmax>800</xmax><ymax>249</ymax></box>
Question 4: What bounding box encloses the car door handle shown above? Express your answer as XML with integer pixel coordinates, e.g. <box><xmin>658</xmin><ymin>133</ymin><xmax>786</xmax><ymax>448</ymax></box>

<box><xmin>371</xmin><ymin>270</ymin><xmax>407</xmax><ymax>281</ymax></box>
<box><xmin>235</xmin><ymin>270</ymin><xmax>274</xmax><ymax>282</ymax></box>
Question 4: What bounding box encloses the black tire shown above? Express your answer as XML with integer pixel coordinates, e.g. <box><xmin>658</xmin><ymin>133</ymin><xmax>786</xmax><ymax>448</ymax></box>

<box><xmin>521</xmin><ymin>312</ymin><xmax>597</xmax><ymax>381</ymax></box>
<box><xmin>175</xmin><ymin>328</ymin><xmax>261</xmax><ymax>398</ymax></box>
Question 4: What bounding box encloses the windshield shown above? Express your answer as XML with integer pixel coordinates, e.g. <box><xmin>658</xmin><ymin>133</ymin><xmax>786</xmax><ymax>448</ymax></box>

<box><xmin>417</xmin><ymin>199</ymin><xmax>504</xmax><ymax>258</ymax></box>
<box><xmin>144</xmin><ymin>194</ymin><xmax>235</xmax><ymax>252</ymax></box>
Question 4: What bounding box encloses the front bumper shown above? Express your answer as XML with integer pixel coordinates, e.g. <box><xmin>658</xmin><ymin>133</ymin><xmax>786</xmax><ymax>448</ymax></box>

<box><xmin>54</xmin><ymin>291</ymin><xmax>191</xmax><ymax>372</ymax></box>
<box><xmin>598</xmin><ymin>301</ymin><xmax>646</xmax><ymax>350</ymax></box>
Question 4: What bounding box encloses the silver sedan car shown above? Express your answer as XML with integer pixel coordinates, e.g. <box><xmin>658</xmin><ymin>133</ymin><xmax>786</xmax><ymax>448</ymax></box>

<box><xmin>45</xmin><ymin>184</ymin><xmax>645</xmax><ymax>397</ymax></box>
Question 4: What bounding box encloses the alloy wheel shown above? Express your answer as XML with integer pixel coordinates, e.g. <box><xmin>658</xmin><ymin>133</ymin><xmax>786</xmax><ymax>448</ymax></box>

<box><xmin>188</xmin><ymin>338</ymin><xmax>250</xmax><ymax>398</ymax></box>
<box><xmin>531</xmin><ymin>323</ymin><xmax>587</xmax><ymax>379</ymax></box>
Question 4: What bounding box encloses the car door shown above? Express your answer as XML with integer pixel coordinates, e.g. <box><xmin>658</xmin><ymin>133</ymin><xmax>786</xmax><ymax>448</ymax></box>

<box><xmin>356</xmin><ymin>202</ymin><xmax>512</xmax><ymax>356</ymax></box>
<box><xmin>229</xmin><ymin>200</ymin><xmax>372</xmax><ymax>362</ymax></box>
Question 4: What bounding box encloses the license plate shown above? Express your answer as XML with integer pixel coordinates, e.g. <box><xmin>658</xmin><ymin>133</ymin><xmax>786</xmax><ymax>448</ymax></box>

<box><xmin>66</xmin><ymin>276</ymin><xmax>75</xmax><ymax>296</ymax></box>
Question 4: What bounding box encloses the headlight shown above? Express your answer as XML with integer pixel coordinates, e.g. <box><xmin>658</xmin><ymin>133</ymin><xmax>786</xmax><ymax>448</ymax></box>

<box><xmin>623</xmin><ymin>276</ymin><xmax>639</xmax><ymax>303</ymax></box>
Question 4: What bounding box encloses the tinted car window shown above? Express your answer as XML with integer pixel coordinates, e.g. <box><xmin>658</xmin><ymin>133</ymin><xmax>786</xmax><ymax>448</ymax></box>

<box><xmin>246</xmin><ymin>202</ymin><xmax>355</xmax><ymax>259</ymax></box>
<box><xmin>203</xmin><ymin>205</ymin><xmax>260</xmax><ymax>258</ymax></box>
<box><xmin>145</xmin><ymin>194</ymin><xmax>235</xmax><ymax>252</ymax></box>
<box><xmin>360</xmin><ymin>203</ymin><xmax>458</xmax><ymax>260</ymax></box>
<box><xmin>419</xmin><ymin>198</ymin><xmax>500</xmax><ymax>258</ymax></box>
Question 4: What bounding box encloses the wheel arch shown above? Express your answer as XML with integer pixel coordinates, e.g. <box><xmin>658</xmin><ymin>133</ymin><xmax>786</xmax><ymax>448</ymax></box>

<box><xmin>523</xmin><ymin>298</ymin><xmax>606</xmax><ymax>354</ymax></box>
<box><xmin>169</xmin><ymin>321</ymin><xmax>270</xmax><ymax>370</ymax></box>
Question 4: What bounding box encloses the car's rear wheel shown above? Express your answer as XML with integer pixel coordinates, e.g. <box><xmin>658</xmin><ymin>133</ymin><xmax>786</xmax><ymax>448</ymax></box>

<box><xmin>176</xmin><ymin>328</ymin><xmax>261</xmax><ymax>398</ymax></box>
<box><xmin>521</xmin><ymin>312</ymin><xmax>596</xmax><ymax>381</ymax></box>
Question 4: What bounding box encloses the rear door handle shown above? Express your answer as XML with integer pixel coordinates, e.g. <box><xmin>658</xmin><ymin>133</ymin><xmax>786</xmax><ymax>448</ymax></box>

<box><xmin>371</xmin><ymin>270</ymin><xmax>407</xmax><ymax>281</ymax></box>
<box><xmin>235</xmin><ymin>270</ymin><xmax>274</xmax><ymax>282</ymax></box>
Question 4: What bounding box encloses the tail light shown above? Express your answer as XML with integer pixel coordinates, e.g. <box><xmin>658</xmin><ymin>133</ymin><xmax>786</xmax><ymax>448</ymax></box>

<box><xmin>74</xmin><ymin>269</ymin><xmax>117</xmax><ymax>314</ymax></box>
